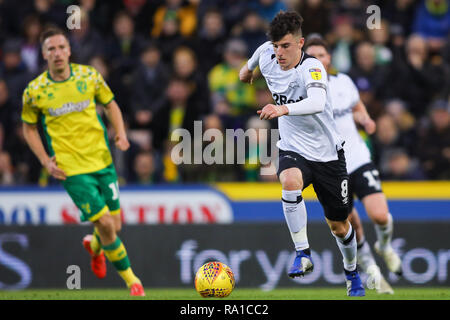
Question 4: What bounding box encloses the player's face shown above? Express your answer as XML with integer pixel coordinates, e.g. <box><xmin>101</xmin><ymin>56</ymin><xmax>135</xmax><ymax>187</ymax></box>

<box><xmin>272</xmin><ymin>33</ymin><xmax>304</xmax><ymax>70</ymax></box>
<box><xmin>305</xmin><ymin>45</ymin><xmax>331</xmax><ymax>70</ymax></box>
<box><xmin>42</xmin><ymin>34</ymin><xmax>71</xmax><ymax>72</ymax></box>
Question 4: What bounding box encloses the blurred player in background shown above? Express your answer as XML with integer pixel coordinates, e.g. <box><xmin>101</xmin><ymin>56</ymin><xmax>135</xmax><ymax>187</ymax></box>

<box><xmin>304</xmin><ymin>36</ymin><xmax>403</xmax><ymax>294</ymax></box>
<box><xmin>21</xmin><ymin>27</ymin><xmax>145</xmax><ymax>296</ymax></box>
<box><xmin>240</xmin><ymin>11</ymin><xmax>365</xmax><ymax>296</ymax></box>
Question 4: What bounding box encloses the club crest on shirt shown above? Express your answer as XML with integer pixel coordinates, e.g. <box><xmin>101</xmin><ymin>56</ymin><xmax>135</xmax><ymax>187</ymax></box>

<box><xmin>76</xmin><ymin>80</ymin><xmax>87</xmax><ymax>94</ymax></box>
<box><xmin>309</xmin><ymin>68</ymin><xmax>322</xmax><ymax>80</ymax></box>
<box><xmin>288</xmin><ymin>81</ymin><xmax>300</xmax><ymax>90</ymax></box>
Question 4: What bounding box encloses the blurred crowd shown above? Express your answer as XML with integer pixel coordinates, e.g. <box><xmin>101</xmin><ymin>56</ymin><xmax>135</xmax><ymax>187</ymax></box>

<box><xmin>0</xmin><ymin>0</ymin><xmax>449</xmax><ymax>186</ymax></box>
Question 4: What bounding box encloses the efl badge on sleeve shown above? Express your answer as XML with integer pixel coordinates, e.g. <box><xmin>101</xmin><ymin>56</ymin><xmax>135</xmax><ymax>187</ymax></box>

<box><xmin>309</xmin><ymin>68</ymin><xmax>322</xmax><ymax>80</ymax></box>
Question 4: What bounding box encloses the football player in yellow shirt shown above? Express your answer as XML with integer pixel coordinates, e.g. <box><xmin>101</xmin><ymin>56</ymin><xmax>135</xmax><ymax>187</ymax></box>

<box><xmin>22</xmin><ymin>27</ymin><xmax>145</xmax><ymax>296</ymax></box>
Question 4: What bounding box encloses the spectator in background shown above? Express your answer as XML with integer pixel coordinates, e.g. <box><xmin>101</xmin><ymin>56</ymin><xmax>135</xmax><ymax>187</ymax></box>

<box><xmin>180</xmin><ymin>114</ymin><xmax>240</xmax><ymax>182</ymax></box>
<box><xmin>334</xmin><ymin>0</ymin><xmax>370</xmax><ymax>29</ymax></box>
<box><xmin>69</xmin><ymin>9</ymin><xmax>104</xmax><ymax>64</ymax></box>
<box><xmin>371</xmin><ymin>113</ymin><xmax>416</xmax><ymax>172</ymax></box>
<box><xmin>20</xmin><ymin>15</ymin><xmax>43</xmax><ymax>74</ymax></box>
<box><xmin>443</xmin><ymin>33</ymin><xmax>450</xmax><ymax>64</ymax></box>
<box><xmin>417</xmin><ymin>99</ymin><xmax>450</xmax><ymax>179</ymax></box>
<box><xmin>349</xmin><ymin>41</ymin><xmax>389</xmax><ymax>104</ymax></box>
<box><xmin>195</xmin><ymin>8</ymin><xmax>227</xmax><ymax>74</ymax></box>
<box><xmin>152</xmin><ymin>78</ymin><xmax>204</xmax><ymax>183</ymax></box>
<box><xmin>413</xmin><ymin>0</ymin><xmax>450</xmax><ymax>53</ymax></box>
<box><xmin>131</xmin><ymin>150</ymin><xmax>163</xmax><ymax>184</ymax></box>
<box><xmin>0</xmin><ymin>39</ymin><xmax>32</xmax><ymax>109</ymax></box>
<box><xmin>129</xmin><ymin>42</ymin><xmax>169</xmax><ymax>129</ymax></box>
<box><xmin>105</xmin><ymin>11</ymin><xmax>143</xmax><ymax>71</ymax></box>
<box><xmin>295</xmin><ymin>0</ymin><xmax>331</xmax><ymax>37</ymax></box>
<box><xmin>172</xmin><ymin>46</ymin><xmax>211</xmax><ymax>116</ymax></box>
<box><xmin>1</xmin><ymin>78</ymin><xmax>40</xmax><ymax>184</ymax></box>
<box><xmin>0</xmin><ymin>79</ymin><xmax>17</xmax><ymax>142</ymax></box>
<box><xmin>89</xmin><ymin>55</ymin><xmax>110</xmax><ymax>80</ymax></box>
<box><xmin>89</xmin><ymin>54</ymin><xmax>136</xmax><ymax>126</ymax></box>
<box><xmin>242</xmin><ymin>115</ymin><xmax>273</xmax><ymax>182</ymax></box>
<box><xmin>383</xmin><ymin>148</ymin><xmax>426</xmax><ymax>180</ymax></box>
<box><xmin>0</xmin><ymin>79</ymin><xmax>14</xmax><ymax>185</ymax></box>
<box><xmin>250</xmin><ymin>0</ymin><xmax>287</xmax><ymax>24</ymax></box>
<box><xmin>79</xmin><ymin>0</ymin><xmax>107</xmax><ymax>34</ymax></box>
<box><xmin>385</xmin><ymin>99</ymin><xmax>417</xmax><ymax>150</ymax></box>
<box><xmin>88</xmin><ymin>54</ymin><xmax>129</xmax><ymax>122</ymax></box>
<box><xmin>197</xmin><ymin>0</ymin><xmax>248</xmax><ymax>31</ymax></box>
<box><xmin>152</xmin><ymin>77</ymin><xmax>200</xmax><ymax>152</ymax></box>
<box><xmin>32</xmin><ymin>0</ymin><xmax>67</xmax><ymax>29</ymax></box>
<box><xmin>389</xmin><ymin>34</ymin><xmax>447</xmax><ymax>118</ymax></box>
<box><xmin>120</xmin><ymin>0</ymin><xmax>155</xmax><ymax>36</ymax></box>
<box><xmin>354</xmin><ymin>76</ymin><xmax>385</xmax><ymax>121</ymax></box>
<box><xmin>383</xmin><ymin>0</ymin><xmax>417</xmax><ymax>37</ymax></box>
<box><xmin>208</xmin><ymin>38</ymin><xmax>257</xmax><ymax>129</ymax></box>
<box><xmin>330</xmin><ymin>15</ymin><xmax>356</xmax><ymax>73</ymax></box>
<box><xmin>105</xmin><ymin>11</ymin><xmax>144</xmax><ymax>117</ymax></box>
<box><xmin>368</xmin><ymin>19</ymin><xmax>393</xmax><ymax>66</ymax></box>
<box><xmin>151</xmin><ymin>0</ymin><xmax>198</xmax><ymax>38</ymax></box>
<box><xmin>238</xmin><ymin>11</ymin><xmax>268</xmax><ymax>55</ymax></box>
<box><xmin>0</xmin><ymin>151</ymin><xmax>13</xmax><ymax>185</ymax></box>
<box><xmin>154</xmin><ymin>10</ymin><xmax>189</xmax><ymax>65</ymax></box>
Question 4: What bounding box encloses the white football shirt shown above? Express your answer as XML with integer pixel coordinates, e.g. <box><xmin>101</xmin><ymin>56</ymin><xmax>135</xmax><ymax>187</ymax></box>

<box><xmin>248</xmin><ymin>41</ymin><xmax>344</xmax><ymax>162</ymax></box>
<box><xmin>328</xmin><ymin>73</ymin><xmax>372</xmax><ymax>173</ymax></box>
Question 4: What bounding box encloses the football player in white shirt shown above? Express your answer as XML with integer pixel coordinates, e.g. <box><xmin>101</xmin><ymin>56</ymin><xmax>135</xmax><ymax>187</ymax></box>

<box><xmin>304</xmin><ymin>37</ymin><xmax>403</xmax><ymax>294</ymax></box>
<box><xmin>240</xmin><ymin>11</ymin><xmax>365</xmax><ymax>296</ymax></box>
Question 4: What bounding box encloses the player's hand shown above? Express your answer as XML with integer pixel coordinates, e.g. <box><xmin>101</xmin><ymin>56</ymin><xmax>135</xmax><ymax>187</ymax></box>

<box><xmin>362</xmin><ymin>117</ymin><xmax>376</xmax><ymax>135</ymax></box>
<box><xmin>115</xmin><ymin>133</ymin><xmax>130</xmax><ymax>151</ymax></box>
<box><xmin>45</xmin><ymin>156</ymin><xmax>67</xmax><ymax>180</ymax></box>
<box><xmin>257</xmin><ymin>104</ymin><xmax>289</xmax><ymax>120</ymax></box>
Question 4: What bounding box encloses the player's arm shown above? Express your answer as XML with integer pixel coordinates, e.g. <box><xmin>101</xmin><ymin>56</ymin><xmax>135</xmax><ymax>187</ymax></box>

<box><xmin>352</xmin><ymin>99</ymin><xmax>376</xmax><ymax>135</ymax></box>
<box><xmin>103</xmin><ymin>99</ymin><xmax>130</xmax><ymax>151</ymax></box>
<box><xmin>240</xmin><ymin>41</ymin><xmax>270</xmax><ymax>84</ymax></box>
<box><xmin>258</xmin><ymin>86</ymin><xmax>326</xmax><ymax>120</ymax></box>
<box><xmin>94</xmin><ymin>67</ymin><xmax>130</xmax><ymax>151</ymax></box>
<box><xmin>239</xmin><ymin>64</ymin><xmax>254</xmax><ymax>84</ymax></box>
<box><xmin>22</xmin><ymin>122</ymin><xmax>66</xmax><ymax>180</ymax></box>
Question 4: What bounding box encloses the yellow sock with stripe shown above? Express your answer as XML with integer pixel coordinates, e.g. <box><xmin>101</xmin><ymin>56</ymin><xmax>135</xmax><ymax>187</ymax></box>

<box><xmin>90</xmin><ymin>228</ymin><xmax>102</xmax><ymax>255</ymax></box>
<box><xmin>102</xmin><ymin>236</ymin><xmax>141</xmax><ymax>287</ymax></box>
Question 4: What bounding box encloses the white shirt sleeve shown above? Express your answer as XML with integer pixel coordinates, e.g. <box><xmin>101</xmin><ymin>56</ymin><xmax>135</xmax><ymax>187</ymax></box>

<box><xmin>301</xmin><ymin>58</ymin><xmax>328</xmax><ymax>92</ymax></box>
<box><xmin>285</xmin><ymin>86</ymin><xmax>326</xmax><ymax>115</ymax></box>
<box><xmin>247</xmin><ymin>41</ymin><xmax>271</xmax><ymax>71</ymax></box>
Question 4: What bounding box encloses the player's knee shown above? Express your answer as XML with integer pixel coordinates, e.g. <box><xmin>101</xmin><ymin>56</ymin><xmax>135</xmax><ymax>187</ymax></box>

<box><xmin>366</xmin><ymin>206</ymin><xmax>389</xmax><ymax>225</ymax></box>
<box><xmin>329</xmin><ymin>221</ymin><xmax>348</xmax><ymax>238</ymax></box>
<box><xmin>371</xmin><ymin>212</ymin><xmax>389</xmax><ymax>226</ymax></box>
<box><xmin>95</xmin><ymin>214</ymin><xmax>115</xmax><ymax>237</ymax></box>
<box><xmin>115</xmin><ymin>220</ymin><xmax>122</xmax><ymax>233</ymax></box>
<box><xmin>280</xmin><ymin>172</ymin><xmax>302</xmax><ymax>190</ymax></box>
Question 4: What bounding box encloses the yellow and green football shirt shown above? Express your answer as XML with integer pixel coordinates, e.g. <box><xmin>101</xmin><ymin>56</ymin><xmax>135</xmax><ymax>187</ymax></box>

<box><xmin>22</xmin><ymin>63</ymin><xmax>115</xmax><ymax>176</ymax></box>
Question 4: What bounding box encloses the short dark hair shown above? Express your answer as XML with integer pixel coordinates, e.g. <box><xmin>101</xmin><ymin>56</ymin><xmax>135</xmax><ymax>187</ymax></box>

<box><xmin>304</xmin><ymin>37</ymin><xmax>330</xmax><ymax>53</ymax></box>
<box><xmin>39</xmin><ymin>26</ymin><xmax>69</xmax><ymax>45</ymax></box>
<box><xmin>268</xmin><ymin>11</ymin><xmax>304</xmax><ymax>42</ymax></box>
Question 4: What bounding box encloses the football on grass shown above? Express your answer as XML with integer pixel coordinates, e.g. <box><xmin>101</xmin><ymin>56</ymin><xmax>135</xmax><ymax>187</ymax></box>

<box><xmin>194</xmin><ymin>261</ymin><xmax>235</xmax><ymax>298</ymax></box>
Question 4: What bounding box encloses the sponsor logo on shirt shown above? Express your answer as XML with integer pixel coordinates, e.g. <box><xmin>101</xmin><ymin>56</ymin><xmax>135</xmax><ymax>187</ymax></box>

<box><xmin>333</xmin><ymin>106</ymin><xmax>353</xmax><ymax>119</ymax></box>
<box><xmin>48</xmin><ymin>99</ymin><xmax>90</xmax><ymax>116</ymax></box>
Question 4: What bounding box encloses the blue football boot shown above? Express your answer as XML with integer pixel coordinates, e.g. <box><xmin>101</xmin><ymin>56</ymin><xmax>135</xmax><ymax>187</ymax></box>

<box><xmin>345</xmin><ymin>268</ymin><xmax>365</xmax><ymax>297</ymax></box>
<box><xmin>288</xmin><ymin>249</ymin><xmax>314</xmax><ymax>278</ymax></box>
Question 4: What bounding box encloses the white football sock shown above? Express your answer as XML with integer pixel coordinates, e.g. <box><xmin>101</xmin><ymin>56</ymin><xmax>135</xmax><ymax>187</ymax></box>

<box><xmin>374</xmin><ymin>213</ymin><xmax>393</xmax><ymax>251</ymax></box>
<box><xmin>333</xmin><ymin>223</ymin><xmax>357</xmax><ymax>271</ymax></box>
<box><xmin>282</xmin><ymin>189</ymin><xmax>309</xmax><ymax>251</ymax></box>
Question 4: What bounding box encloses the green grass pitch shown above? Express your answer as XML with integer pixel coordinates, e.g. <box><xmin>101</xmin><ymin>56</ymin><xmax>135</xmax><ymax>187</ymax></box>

<box><xmin>0</xmin><ymin>288</ymin><xmax>449</xmax><ymax>300</ymax></box>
